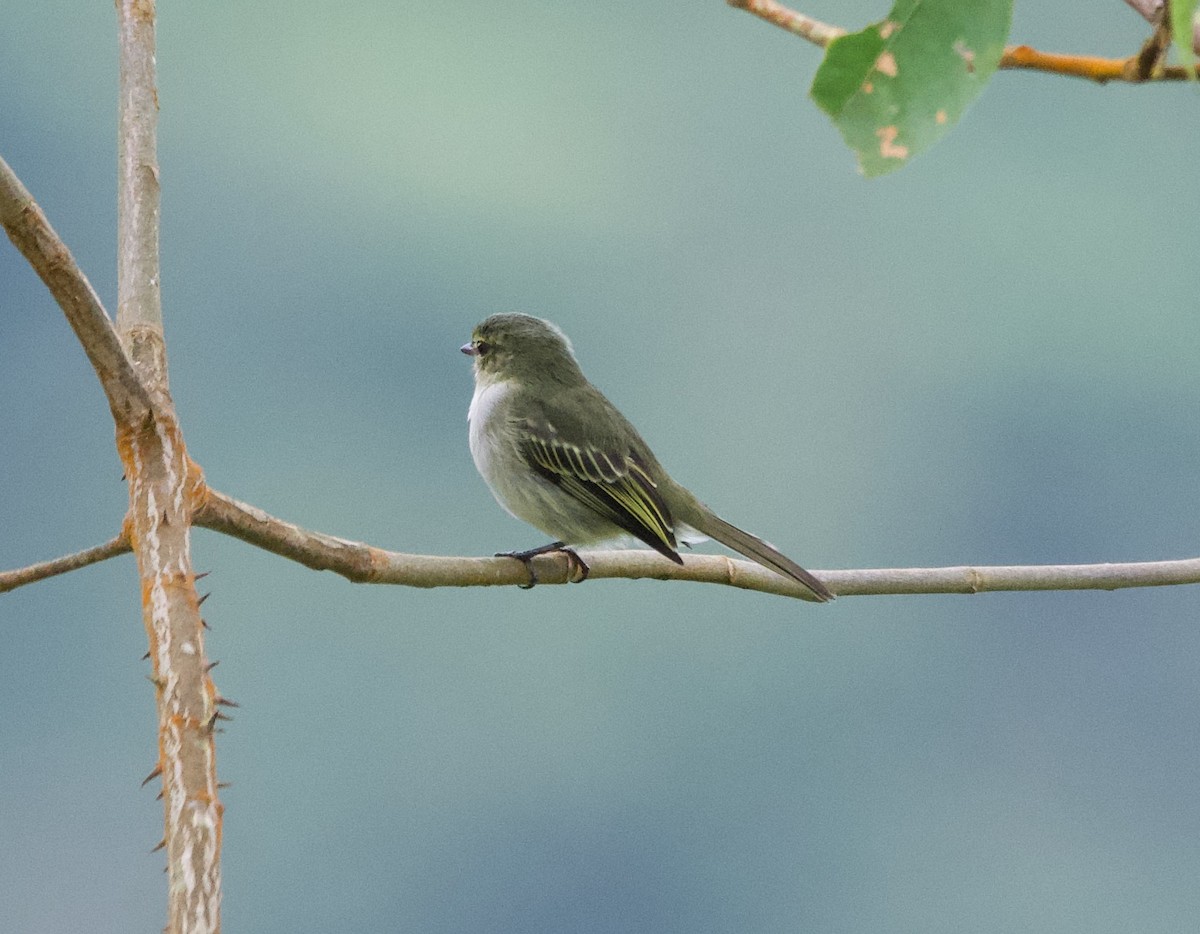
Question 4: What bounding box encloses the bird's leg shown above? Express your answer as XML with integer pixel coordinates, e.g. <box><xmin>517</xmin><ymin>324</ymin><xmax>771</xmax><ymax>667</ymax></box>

<box><xmin>495</xmin><ymin>542</ymin><xmax>589</xmax><ymax>588</ymax></box>
<box><xmin>496</xmin><ymin>541</ymin><xmax>563</xmax><ymax>588</ymax></box>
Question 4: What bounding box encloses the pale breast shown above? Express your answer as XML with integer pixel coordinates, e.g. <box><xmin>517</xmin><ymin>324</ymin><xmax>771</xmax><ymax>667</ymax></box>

<box><xmin>467</xmin><ymin>378</ymin><xmax>515</xmax><ymax>486</ymax></box>
<box><xmin>465</xmin><ymin>376</ymin><xmax>634</xmax><ymax>543</ymax></box>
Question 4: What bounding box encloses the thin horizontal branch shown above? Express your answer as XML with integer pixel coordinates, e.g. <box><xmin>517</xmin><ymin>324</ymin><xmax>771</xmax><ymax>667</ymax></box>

<box><xmin>1</xmin><ymin>490</ymin><xmax>1194</xmax><ymax>600</ymax></box>
<box><xmin>728</xmin><ymin>0</ymin><xmax>1200</xmax><ymax>82</ymax></box>
<box><xmin>195</xmin><ymin>487</ymin><xmax>1200</xmax><ymax>600</ymax></box>
<box><xmin>0</xmin><ymin>533</ymin><xmax>132</xmax><ymax>594</ymax></box>
<box><xmin>193</xmin><ymin>486</ymin><xmax>826</xmax><ymax>596</ymax></box>
<box><xmin>829</xmin><ymin>559</ymin><xmax>1200</xmax><ymax>595</ymax></box>
<box><xmin>998</xmin><ymin>45</ymin><xmax>1158</xmax><ymax>82</ymax></box>
<box><xmin>0</xmin><ymin>155</ymin><xmax>153</xmax><ymax>423</ymax></box>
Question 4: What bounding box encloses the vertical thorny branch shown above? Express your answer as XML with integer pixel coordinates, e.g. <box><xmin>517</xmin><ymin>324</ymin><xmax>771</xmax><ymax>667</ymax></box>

<box><xmin>115</xmin><ymin>1</ymin><xmax>222</xmax><ymax>931</ymax></box>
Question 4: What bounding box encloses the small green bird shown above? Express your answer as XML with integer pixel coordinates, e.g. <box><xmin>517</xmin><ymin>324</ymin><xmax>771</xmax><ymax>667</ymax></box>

<box><xmin>462</xmin><ymin>313</ymin><xmax>832</xmax><ymax>602</ymax></box>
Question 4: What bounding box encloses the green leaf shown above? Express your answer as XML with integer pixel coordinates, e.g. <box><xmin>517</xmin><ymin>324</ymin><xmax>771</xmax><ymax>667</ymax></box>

<box><xmin>810</xmin><ymin>0</ymin><xmax>1013</xmax><ymax>178</ymax></box>
<box><xmin>1170</xmin><ymin>0</ymin><xmax>1197</xmax><ymax>75</ymax></box>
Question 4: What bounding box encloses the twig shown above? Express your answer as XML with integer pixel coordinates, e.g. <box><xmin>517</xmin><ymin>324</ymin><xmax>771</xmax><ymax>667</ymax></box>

<box><xmin>195</xmin><ymin>487</ymin><xmax>1200</xmax><ymax>600</ymax></box>
<box><xmin>9</xmin><ymin>490</ymin><xmax>1196</xmax><ymax>600</ymax></box>
<box><xmin>827</xmin><ymin>559</ymin><xmax>1200</xmax><ymax>595</ymax></box>
<box><xmin>0</xmin><ymin>534</ymin><xmax>132</xmax><ymax>594</ymax></box>
<box><xmin>1124</xmin><ymin>0</ymin><xmax>1164</xmax><ymax>17</ymax></box>
<box><xmin>117</xmin><ymin>0</ymin><xmax>164</xmax><ymax>345</ymax></box>
<box><xmin>725</xmin><ymin>0</ymin><xmax>845</xmax><ymax>46</ymax></box>
<box><xmin>1132</xmin><ymin>12</ymin><xmax>1175</xmax><ymax>78</ymax></box>
<box><xmin>1123</xmin><ymin>0</ymin><xmax>1200</xmax><ymax>55</ymax></box>
<box><xmin>195</xmin><ymin>486</ymin><xmax>828</xmax><ymax>597</ymax></box>
<box><xmin>3</xmin><ymin>484</ymin><xmax>1197</xmax><ymax>601</ymax></box>
<box><xmin>0</xmin><ymin>156</ymin><xmax>153</xmax><ymax>423</ymax></box>
<box><xmin>729</xmin><ymin>0</ymin><xmax>1200</xmax><ymax>82</ymax></box>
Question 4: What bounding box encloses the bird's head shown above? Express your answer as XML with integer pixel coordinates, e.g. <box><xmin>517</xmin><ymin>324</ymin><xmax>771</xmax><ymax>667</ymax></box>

<box><xmin>461</xmin><ymin>313</ymin><xmax>583</xmax><ymax>386</ymax></box>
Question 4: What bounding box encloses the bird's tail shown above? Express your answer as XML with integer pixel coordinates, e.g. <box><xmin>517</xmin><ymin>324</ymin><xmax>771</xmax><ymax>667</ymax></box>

<box><xmin>678</xmin><ymin>500</ymin><xmax>833</xmax><ymax>602</ymax></box>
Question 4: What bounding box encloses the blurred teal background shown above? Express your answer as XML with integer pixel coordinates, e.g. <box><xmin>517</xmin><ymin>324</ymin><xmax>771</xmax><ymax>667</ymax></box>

<box><xmin>3</xmin><ymin>2</ymin><xmax>1199</xmax><ymax>931</ymax></box>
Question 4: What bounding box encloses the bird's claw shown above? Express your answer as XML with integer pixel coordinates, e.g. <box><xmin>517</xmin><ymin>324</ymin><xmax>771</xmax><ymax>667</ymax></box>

<box><xmin>495</xmin><ymin>550</ymin><xmax>540</xmax><ymax>588</ymax></box>
<box><xmin>562</xmin><ymin>548</ymin><xmax>590</xmax><ymax>583</ymax></box>
<box><xmin>496</xmin><ymin>543</ymin><xmax>589</xmax><ymax>588</ymax></box>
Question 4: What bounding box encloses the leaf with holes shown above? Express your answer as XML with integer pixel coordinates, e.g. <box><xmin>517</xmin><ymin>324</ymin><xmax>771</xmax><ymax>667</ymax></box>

<box><xmin>811</xmin><ymin>0</ymin><xmax>1012</xmax><ymax>177</ymax></box>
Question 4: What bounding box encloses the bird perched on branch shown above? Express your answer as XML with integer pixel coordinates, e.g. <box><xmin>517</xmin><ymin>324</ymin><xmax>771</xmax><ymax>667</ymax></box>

<box><xmin>462</xmin><ymin>313</ymin><xmax>832</xmax><ymax>602</ymax></box>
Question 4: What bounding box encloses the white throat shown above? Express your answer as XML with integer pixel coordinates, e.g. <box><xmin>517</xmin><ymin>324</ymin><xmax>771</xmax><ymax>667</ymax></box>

<box><xmin>467</xmin><ymin>371</ymin><xmax>510</xmax><ymax>426</ymax></box>
<box><xmin>467</xmin><ymin>374</ymin><xmax>514</xmax><ymax>487</ymax></box>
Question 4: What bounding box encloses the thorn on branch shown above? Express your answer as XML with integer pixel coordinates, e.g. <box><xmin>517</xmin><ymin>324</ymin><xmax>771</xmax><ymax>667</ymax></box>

<box><xmin>197</xmin><ymin>591</ymin><xmax>211</xmax><ymax>607</ymax></box>
<box><xmin>141</xmin><ymin>765</ymin><xmax>163</xmax><ymax>787</ymax></box>
<box><xmin>215</xmin><ymin>695</ymin><xmax>239</xmax><ymax>708</ymax></box>
<box><xmin>150</xmin><ymin>838</ymin><xmax>166</xmax><ymax>853</ymax></box>
<box><xmin>204</xmin><ymin>659</ymin><xmax>219</xmax><ymax>671</ymax></box>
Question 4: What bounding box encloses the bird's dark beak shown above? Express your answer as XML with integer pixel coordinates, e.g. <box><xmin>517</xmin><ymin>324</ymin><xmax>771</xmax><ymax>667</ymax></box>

<box><xmin>460</xmin><ymin>342</ymin><xmax>478</xmax><ymax>356</ymax></box>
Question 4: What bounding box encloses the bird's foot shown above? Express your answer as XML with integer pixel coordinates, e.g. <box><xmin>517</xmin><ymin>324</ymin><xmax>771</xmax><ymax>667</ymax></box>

<box><xmin>561</xmin><ymin>548</ymin><xmax>590</xmax><ymax>583</ymax></box>
<box><xmin>495</xmin><ymin>542</ymin><xmax>589</xmax><ymax>588</ymax></box>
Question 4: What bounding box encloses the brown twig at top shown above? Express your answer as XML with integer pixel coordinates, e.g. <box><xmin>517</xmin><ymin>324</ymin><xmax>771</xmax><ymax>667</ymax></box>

<box><xmin>728</xmin><ymin>0</ymin><xmax>1200</xmax><ymax>83</ymax></box>
<box><xmin>725</xmin><ymin>0</ymin><xmax>846</xmax><ymax>46</ymax></box>
<box><xmin>1132</xmin><ymin>10</ymin><xmax>1175</xmax><ymax>78</ymax></box>
<box><xmin>1124</xmin><ymin>0</ymin><xmax>1200</xmax><ymax>55</ymax></box>
<box><xmin>0</xmin><ymin>533</ymin><xmax>132</xmax><ymax>594</ymax></box>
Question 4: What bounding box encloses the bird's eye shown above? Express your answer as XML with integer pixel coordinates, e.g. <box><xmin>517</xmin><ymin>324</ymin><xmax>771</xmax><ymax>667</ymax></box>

<box><xmin>474</xmin><ymin>340</ymin><xmax>491</xmax><ymax>355</ymax></box>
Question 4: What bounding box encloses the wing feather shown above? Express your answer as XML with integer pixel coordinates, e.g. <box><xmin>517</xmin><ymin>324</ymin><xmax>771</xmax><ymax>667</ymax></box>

<box><xmin>519</xmin><ymin>423</ymin><xmax>681</xmax><ymax>563</ymax></box>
